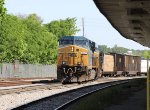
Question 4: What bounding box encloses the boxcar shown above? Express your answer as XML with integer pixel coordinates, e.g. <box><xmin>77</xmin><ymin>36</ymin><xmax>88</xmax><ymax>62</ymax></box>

<box><xmin>102</xmin><ymin>54</ymin><xmax>114</xmax><ymax>76</ymax></box>
<box><xmin>124</xmin><ymin>55</ymin><xmax>141</xmax><ymax>76</ymax></box>
<box><xmin>141</xmin><ymin>58</ymin><xmax>150</xmax><ymax>75</ymax></box>
<box><xmin>109</xmin><ymin>53</ymin><xmax>125</xmax><ymax>76</ymax></box>
<box><xmin>109</xmin><ymin>53</ymin><xmax>141</xmax><ymax>76</ymax></box>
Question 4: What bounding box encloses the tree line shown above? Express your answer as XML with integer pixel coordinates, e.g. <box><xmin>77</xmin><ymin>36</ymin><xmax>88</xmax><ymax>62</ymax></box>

<box><xmin>0</xmin><ymin>13</ymin><xmax>79</xmax><ymax>64</ymax></box>
<box><xmin>0</xmin><ymin>1</ymin><xmax>79</xmax><ymax>64</ymax></box>
<box><xmin>99</xmin><ymin>44</ymin><xmax>150</xmax><ymax>58</ymax></box>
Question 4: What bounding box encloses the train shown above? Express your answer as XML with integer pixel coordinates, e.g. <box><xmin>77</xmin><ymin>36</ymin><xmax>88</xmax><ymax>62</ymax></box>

<box><xmin>57</xmin><ymin>36</ymin><xmax>141</xmax><ymax>83</ymax></box>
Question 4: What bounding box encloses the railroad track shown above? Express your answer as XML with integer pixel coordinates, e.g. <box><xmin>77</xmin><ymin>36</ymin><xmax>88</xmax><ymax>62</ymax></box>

<box><xmin>0</xmin><ymin>83</ymin><xmax>62</xmax><ymax>96</ymax></box>
<box><xmin>0</xmin><ymin>78</ymin><xmax>55</xmax><ymax>87</ymax></box>
<box><xmin>0</xmin><ymin>77</ymin><xmax>105</xmax><ymax>96</ymax></box>
<box><xmin>0</xmin><ymin>79</ymin><xmax>94</xmax><ymax>96</ymax></box>
<box><xmin>0</xmin><ymin>77</ymin><xmax>144</xmax><ymax>96</ymax></box>
<box><xmin>11</xmin><ymin>78</ymin><xmax>141</xmax><ymax>110</ymax></box>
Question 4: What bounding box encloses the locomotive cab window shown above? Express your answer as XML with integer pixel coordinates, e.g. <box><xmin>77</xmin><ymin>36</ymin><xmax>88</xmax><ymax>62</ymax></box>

<box><xmin>74</xmin><ymin>40</ymin><xmax>88</xmax><ymax>47</ymax></box>
<box><xmin>59</xmin><ymin>40</ymin><xmax>73</xmax><ymax>46</ymax></box>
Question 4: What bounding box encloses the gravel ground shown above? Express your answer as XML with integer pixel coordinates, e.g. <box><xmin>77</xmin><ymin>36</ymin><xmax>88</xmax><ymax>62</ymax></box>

<box><xmin>0</xmin><ymin>77</ymin><xmax>144</xmax><ymax>110</ymax></box>
<box><xmin>0</xmin><ymin>81</ymin><xmax>99</xmax><ymax>110</ymax></box>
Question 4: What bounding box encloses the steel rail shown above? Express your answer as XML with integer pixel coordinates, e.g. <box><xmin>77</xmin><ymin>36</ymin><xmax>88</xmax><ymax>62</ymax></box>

<box><xmin>0</xmin><ymin>83</ymin><xmax>62</xmax><ymax>96</ymax></box>
<box><xmin>54</xmin><ymin>80</ymin><xmax>128</xmax><ymax>110</ymax></box>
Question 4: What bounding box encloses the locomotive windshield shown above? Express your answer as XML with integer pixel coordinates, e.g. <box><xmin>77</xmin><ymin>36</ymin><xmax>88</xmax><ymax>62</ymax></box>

<box><xmin>59</xmin><ymin>40</ymin><xmax>73</xmax><ymax>45</ymax></box>
<box><xmin>74</xmin><ymin>40</ymin><xmax>87</xmax><ymax>47</ymax></box>
<box><xmin>59</xmin><ymin>36</ymin><xmax>88</xmax><ymax>48</ymax></box>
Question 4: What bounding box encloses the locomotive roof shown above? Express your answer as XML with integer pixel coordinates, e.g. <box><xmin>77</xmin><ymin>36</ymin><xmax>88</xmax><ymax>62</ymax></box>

<box><xmin>59</xmin><ymin>36</ymin><xmax>89</xmax><ymax>41</ymax></box>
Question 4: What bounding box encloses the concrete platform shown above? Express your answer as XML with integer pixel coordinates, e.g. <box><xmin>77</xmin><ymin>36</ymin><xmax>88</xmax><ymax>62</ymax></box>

<box><xmin>106</xmin><ymin>87</ymin><xmax>147</xmax><ymax>110</ymax></box>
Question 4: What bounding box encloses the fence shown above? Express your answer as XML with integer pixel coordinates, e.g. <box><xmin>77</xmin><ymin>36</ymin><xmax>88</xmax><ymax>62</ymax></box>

<box><xmin>0</xmin><ymin>63</ymin><xmax>57</xmax><ymax>78</ymax></box>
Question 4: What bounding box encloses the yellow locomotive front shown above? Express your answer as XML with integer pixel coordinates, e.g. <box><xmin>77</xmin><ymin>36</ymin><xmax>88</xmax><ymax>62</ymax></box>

<box><xmin>57</xmin><ymin>36</ymin><xmax>101</xmax><ymax>83</ymax></box>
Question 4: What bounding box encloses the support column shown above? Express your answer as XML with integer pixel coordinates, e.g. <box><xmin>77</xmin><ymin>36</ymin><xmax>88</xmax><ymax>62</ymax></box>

<box><xmin>147</xmin><ymin>58</ymin><xmax>149</xmax><ymax>110</ymax></box>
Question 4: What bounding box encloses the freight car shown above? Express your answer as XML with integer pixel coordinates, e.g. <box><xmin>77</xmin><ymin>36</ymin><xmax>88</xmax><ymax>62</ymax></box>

<box><xmin>111</xmin><ymin>53</ymin><xmax>141</xmax><ymax>76</ymax></box>
<box><xmin>123</xmin><ymin>54</ymin><xmax>141</xmax><ymax>76</ymax></box>
<box><xmin>57</xmin><ymin>36</ymin><xmax>103</xmax><ymax>83</ymax></box>
<box><xmin>101</xmin><ymin>53</ymin><xmax>141</xmax><ymax>77</ymax></box>
<box><xmin>141</xmin><ymin>58</ymin><xmax>150</xmax><ymax>75</ymax></box>
<box><xmin>101</xmin><ymin>53</ymin><xmax>114</xmax><ymax>76</ymax></box>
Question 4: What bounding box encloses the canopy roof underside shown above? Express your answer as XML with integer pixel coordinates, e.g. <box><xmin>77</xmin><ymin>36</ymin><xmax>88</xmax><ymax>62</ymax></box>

<box><xmin>94</xmin><ymin>0</ymin><xmax>150</xmax><ymax>48</ymax></box>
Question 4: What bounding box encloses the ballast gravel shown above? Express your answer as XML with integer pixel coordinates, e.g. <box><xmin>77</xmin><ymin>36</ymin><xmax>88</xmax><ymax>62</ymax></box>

<box><xmin>0</xmin><ymin>77</ymin><xmax>143</xmax><ymax>110</ymax></box>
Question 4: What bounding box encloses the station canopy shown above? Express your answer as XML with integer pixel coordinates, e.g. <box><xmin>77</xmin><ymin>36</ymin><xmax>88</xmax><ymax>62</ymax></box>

<box><xmin>93</xmin><ymin>0</ymin><xmax>150</xmax><ymax>48</ymax></box>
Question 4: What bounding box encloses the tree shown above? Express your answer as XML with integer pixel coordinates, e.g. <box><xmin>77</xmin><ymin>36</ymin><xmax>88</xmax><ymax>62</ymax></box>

<box><xmin>111</xmin><ymin>44</ymin><xmax>129</xmax><ymax>54</ymax></box>
<box><xmin>98</xmin><ymin>45</ymin><xmax>110</xmax><ymax>53</ymax></box>
<box><xmin>45</xmin><ymin>18</ymin><xmax>79</xmax><ymax>39</ymax></box>
<box><xmin>0</xmin><ymin>14</ymin><xmax>26</xmax><ymax>63</ymax></box>
<box><xmin>20</xmin><ymin>14</ymin><xmax>57</xmax><ymax>64</ymax></box>
<box><xmin>0</xmin><ymin>13</ymin><xmax>58</xmax><ymax>64</ymax></box>
<box><xmin>143</xmin><ymin>50</ymin><xmax>150</xmax><ymax>58</ymax></box>
<box><xmin>0</xmin><ymin>0</ymin><xmax>6</xmax><ymax>21</ymax></box>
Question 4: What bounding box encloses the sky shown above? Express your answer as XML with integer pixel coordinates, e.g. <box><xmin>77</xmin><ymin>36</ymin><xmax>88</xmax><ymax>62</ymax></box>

<box><xmin>5</xmin><ymin>0</ymin><xmax>150</xmax><ymax>50</ymax></box>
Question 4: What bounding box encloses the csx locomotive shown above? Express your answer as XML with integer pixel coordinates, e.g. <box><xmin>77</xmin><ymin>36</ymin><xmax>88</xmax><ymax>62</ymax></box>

<box><xmin>57</xmin><ymin>36</ymin><xmax>141</xmax><ymax>83</ymax></box>
<box><xmin>57</xmin><ymin>36</ymin><xmax>103</xmax><ymax>83</ymax></box>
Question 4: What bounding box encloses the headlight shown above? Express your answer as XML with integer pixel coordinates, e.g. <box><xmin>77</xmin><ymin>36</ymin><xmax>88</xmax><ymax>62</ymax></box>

<box><xmin>62</xmin><ymin>61</ymin><xmax>66</xmax><ymax>65</ymax></box>
<box><xmin>77</xmin><ymin>62</ymin><xmax>81</xmax><ymax>65</ymax></box>
<box><xmin>71</xmin><ymin>47</ymin><xmax>74</xmax><ymax>52</ymax></box>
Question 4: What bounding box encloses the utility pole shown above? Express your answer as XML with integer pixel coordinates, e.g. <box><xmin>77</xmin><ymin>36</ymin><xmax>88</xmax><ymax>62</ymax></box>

<box><xmin>82</xmin><ymin>17</ymin><xmax>85</xmax><ymax>37</ymax></box>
